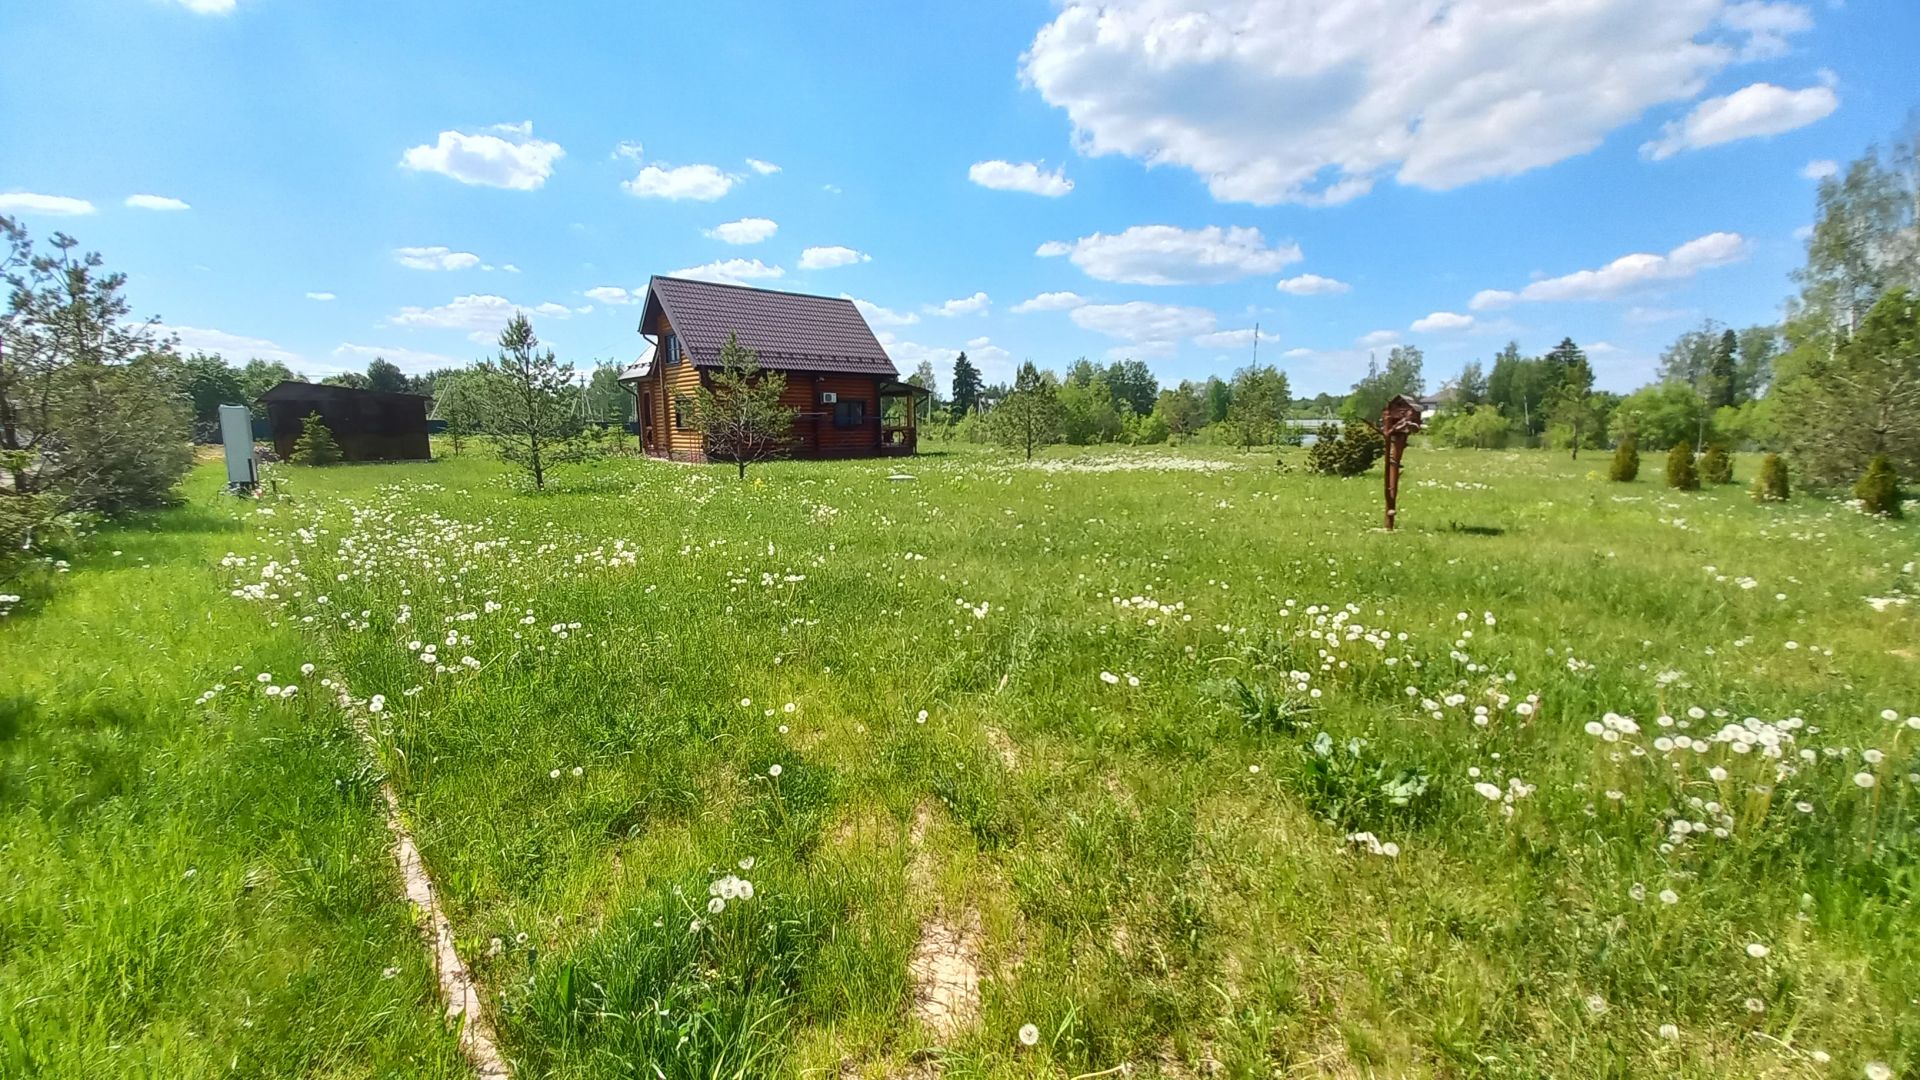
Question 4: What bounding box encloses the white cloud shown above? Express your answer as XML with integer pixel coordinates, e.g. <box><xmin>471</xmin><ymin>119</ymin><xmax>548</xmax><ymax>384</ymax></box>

<box><xmin>878</xmin><ymin>333</ymin><xmax>1016</xmax><ymax>384</ymax></box>
<box><xmin>1021</xmin><ymin>0</ymin><xmax>1810</xmax><ymax>205</ymax></box>
<box><xmin>1800</xmin><ymin>158</ymin><xmax>1838</xmax><ymax>180</ymax></box>
<box><xmin>967</xmin><ymin>160</ymin><xmax>1074</xmax><ymax>196</ymax></box>
<box><xmin>1626</xmin><ymin>305</ymin><xmax>1696</xmax><ymax>323</ymax></box>
<box><xmin>929</xmin><ymin>292</ymin><xmax>991</xmax><ymax>317</ymax></box>
<box><xmin>305</xmin><ymin>291</ymin><xmax>336</xmax><ymax>302</ymax></box>
<box><xmin>1069</xmin><ymin>301</ymin><xmax>1216</xmax><ymax>356</ymax></box>
<box><xmin>1011</xmin><ymin>291</ymin><xmax>1087</xmax><ymax>313</ymax></box>
<box><xmin>0</xmin><ymin>192</ymin><xmax>96</xmax><ymax>216</ymax></box>
<box><xmin>394</xmin><ymin>245</ymin><xmax>482</xmax><ymax>271</ymax></box>
<box><xmin>798</xmin><ymin>245</ymin><xmax>871</xmax><ymax>270</ymax></box>
<box><xmin>389</xmin><ymin>294</ymin><xmax>575</xmax><ymax>335</ymax></box>
<box><xmin>125</xmin><ymin>193</ymin><xmax>190</xmax><ymax>211</ymax></box>
<box><xmin>1275</xmin><ymin>273</ymin><xmax>1351</xmax><ymax>296</ymax></box>
<box><xmin>1411</xmin><ymin>311</ymin><xmax>1475</xmax><ymax>333</ymax></box>
<box><xmin>1721</xmin><ymin>1</ymin><xmax>1814</xmax><ymax>59</ymax></box>
<box><xmin>159</xmin><ymin>324</ymin><xmax>302</xmax><ymax>366</ymax></box>
<box><xmin>332</xmin><ymin>343</ymin><xmax>469</xmax><ymax>374</ymax></box>
<box><xmin>746</xmin><ymin>158</ymin><xmax>782</xmax><ymax>175</ymax></box>
<box><xmin>613</xmin><ymin>141</ymin><xmax>645</xmax><ymax>161</ymax></box>
<box><xmin>667</xmin><ymin>259</ymin><xmax>785</xmax><ymax>286</ymax></box>
<box><xmin>705</xmin><ymin>217</ymin><xmax>778</xmax><ymax>244</ymax></box>
<box><xmin>846</xmin><ymin>296</ymin><xmax>919</xmax><ymax>327</ymax></box>
<box><xmin>623</xmin><ymin>163</ymin><xmax>737</xmax><ymax>200</ymax></box>
<box><xmin>1357</xmin><ymin>329</ymin><xmax>1400</xmax><ymax>348</ymax></box>
<box><xmin>1471</xmin><ymin>231</ymin><xmax>1750</xmax><ymax>308</ymax></box>
<box><xmin>401</xmin><ymin>122</ymin><xmax>564</xmax><ymax>190</ymax></box>
<box><xmin>1037</xmin><ymin>224</ymin><xmax>1300</xmax><ymax>285</ymax></box>
<box><xmin>1192</xmin><ymin>328</ymin><xmax>1260</xmax><ymax>351</ymax></box>
<box><xmin>172</xmin><ymin>0</ymin><xmax>236</xmax><ymax>13</ymax></box>
<box><xmin>584</xmin><ymin>286</ymin><xmax>637</xmax><ymax>305</ymax></box>
<box><xmin>1642</xmin><ymin>82</ymin><xmax>1837</xmax><ymax>159</ymax></box>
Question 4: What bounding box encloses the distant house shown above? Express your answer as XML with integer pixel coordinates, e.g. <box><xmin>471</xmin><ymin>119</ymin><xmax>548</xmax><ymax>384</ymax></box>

<box><xmin>618</xmin><ymin>276</ymin><xmax>928</xmax><ymax>461</ymax></box>
<box><xmin>258</xmin><ymin>381</ymin><xmax>431</xmax><ymax>461</ymax></box>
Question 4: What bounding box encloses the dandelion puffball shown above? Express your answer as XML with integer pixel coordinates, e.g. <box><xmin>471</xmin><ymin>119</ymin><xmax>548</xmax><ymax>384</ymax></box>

<box><xmin>1745</xmin><ymin>942</ymin><xmax>1769</xmax><ymax>958</ymax></box>
<box><xmin>768</xmin><ymin>764</ymin><xmax>783</xmax><ymax>777</ymax></box>
<box><xmin>1017</xmin><ymin>1023</ymin><xmax>1040</xmax><ymax>1047</ymax></box>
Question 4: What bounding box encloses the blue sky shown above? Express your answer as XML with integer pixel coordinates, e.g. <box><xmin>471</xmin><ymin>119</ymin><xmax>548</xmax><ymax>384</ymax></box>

<box><xmin>2</xmin><ymin>0</ymin><xmax>1914</xmax><ymax>397</ymax></box>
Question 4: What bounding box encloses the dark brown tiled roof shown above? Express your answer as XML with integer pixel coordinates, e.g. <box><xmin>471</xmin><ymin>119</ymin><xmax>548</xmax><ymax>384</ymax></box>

<box><xmin>643</xmin><ymin>276</ymin><xmax>899</xmax><ymax>376</ymax></box>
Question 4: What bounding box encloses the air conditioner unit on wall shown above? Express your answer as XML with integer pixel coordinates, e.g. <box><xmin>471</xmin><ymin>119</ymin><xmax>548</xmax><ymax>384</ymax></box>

<box><xmin>820</xmin><ymin>392</ymin><xmax>838</xmax><ymax>404</ymax></box>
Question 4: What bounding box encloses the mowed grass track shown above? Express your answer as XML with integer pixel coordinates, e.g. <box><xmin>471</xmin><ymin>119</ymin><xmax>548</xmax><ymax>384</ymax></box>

<box><xmin>0</xmin><ymin>475</ymin><xmax>467</xmax><ymax>1078</ymax></box>
<box><xmin>12</xmin><ymin>442</ymin><xmax>1919</xmax><ymax>1078</ymax></box>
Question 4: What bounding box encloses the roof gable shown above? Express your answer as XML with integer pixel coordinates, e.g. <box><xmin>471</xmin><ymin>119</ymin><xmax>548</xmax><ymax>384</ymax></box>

<box><xmin>642</xmin><ymin>276</ymin><xmax>898</xmax><ymax>377</ymax></box>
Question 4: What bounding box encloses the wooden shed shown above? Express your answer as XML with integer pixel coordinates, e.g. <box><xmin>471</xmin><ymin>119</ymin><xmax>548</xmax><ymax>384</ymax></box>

<box><xmin>258</xmin><ymin>381</ymin><xmax>432</xmax><ymax>462</ymax></box>
<box><xmin>618</xmin><ymin>276</ymin><xmax>927</xmax><ymax>462</ymax></box>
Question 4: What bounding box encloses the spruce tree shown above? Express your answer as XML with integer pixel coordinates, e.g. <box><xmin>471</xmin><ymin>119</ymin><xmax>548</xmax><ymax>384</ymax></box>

<box><xmin>1665</xmin><ymin>442</ymin><xmax>1699</xmax><ymax>490</ymax></box>
<box><xmin>291</xmin><ymin>411</ymin><xmax>341</xmax><ymax>465</ymax></box>
<box><xmin>948</xmin><ymin>352</ymin><xmax>983</xmax><ymax>419</ymax></box>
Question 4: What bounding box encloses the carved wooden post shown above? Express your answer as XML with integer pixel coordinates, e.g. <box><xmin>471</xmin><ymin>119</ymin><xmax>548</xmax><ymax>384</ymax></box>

<box><xmin>1381</xmin><ymin>395</ymin><xmax>1424</xmax><ymax>531</ymax></box>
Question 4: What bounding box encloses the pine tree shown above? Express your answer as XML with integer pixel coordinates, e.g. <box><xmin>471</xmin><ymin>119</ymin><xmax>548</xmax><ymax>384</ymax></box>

<box><xmin>989</xmin><ymin>361</ymin><xmax>1064</xmax><ymax>460</ymax></box>
<box><xmin>1854</xmin><ymin>454</ymin><xmax>1903</xmax><ymax>516</ymax></box>
<box><xmin>1699</xmin><ymin>443</ymin><xmax>1734</xmax><ymax>485</ymax></box>
<box><xmin>290</xmin><ymin>411</ymin><xmax>341</xmax><ymax>465</ymax></box>
<box><xmin>1751</xmin><ymin>453</ymin><xmax>1790</xmax><ymax>502</ymax></box>
<box><xmin>1609</xmin><ymin>435</ymin><xmax>1640</xmax><ymax>481</ymax></box>
<box><xmin>693</xmin><ymin>333</ymin><xmax>795</xmax><ymax>479</ymax></box>
<box><xmin>477</xmin><ymin>313</ymin><xmax>597</xmax><ymax>490</ymax></box>
<box><xmin>1665</xmin><ymin>442</ymin><xmax>1699</xmax><ymax>490</ymax></box>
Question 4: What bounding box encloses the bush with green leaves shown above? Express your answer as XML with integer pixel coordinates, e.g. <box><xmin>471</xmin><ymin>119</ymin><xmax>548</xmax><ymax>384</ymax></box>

<box><xmin>1665</xmin><ymin>442</ymin><xmax>1699</xmax><ymax>490</ymax></box>
<box><xmin>1752</xmin><ymin>452</ymin><xmax>1790</xmax><ymax>502</ymax></box>
<box><xmin>1854</xmin><ymin>454</ymin><xmax>1903</xmax><ymax>517</ymax></box>
<box><xmin>1699</xmin><ymin>443</ymin><xmax>1734</xmax><ymax>485</ymax></box>
<box><xmin>1609</xmin><ymin>435</ymin><xmax>1640</xmax><ymax>481</ymax></box>
<box><xmin>1305</xmin><ymin>420</ymin><xmax>1385</xmax><ymax>476</ymax></box>
<box><xmin>290</xmin><ymin>411</ymin><xmax>341</xmax><ymax>465</ymax></box>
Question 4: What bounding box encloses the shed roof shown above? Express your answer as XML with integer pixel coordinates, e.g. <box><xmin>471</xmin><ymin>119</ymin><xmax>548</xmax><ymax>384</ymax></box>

<box><xmin>640</xmin><ymin>276</ymin><xmax>898</xmax><ymax>376</ymax></box>
<box><xmin>257</xmin><ymin>380</ymin><xmax>431</xmax><ymax>404</ymax></box>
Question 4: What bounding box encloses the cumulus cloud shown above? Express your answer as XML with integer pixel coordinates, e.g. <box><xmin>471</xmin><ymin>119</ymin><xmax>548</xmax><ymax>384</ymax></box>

<box><xmin>967</xmin><ymin>160</ymin><xmax>1074</xmax><ymax>196</ymax></box>
<box><xmin>846</xmin><ymin>296</ymin><xmax>919</xmax><ymax>327</ymax></box>
<box><xmin>878</xmin><ymin>332</ymin><xmax>1016</xmax><ymax>384</ymax></box>
<box><xmin>305</xmin><ymin>291</ymin><xmax>336</xmax><ymax>301</ymax></box>
<box><xmin>929</xmin><ymin>292</ymin><xmax>991</xmax><ymax>317</ymax></box>
<box><xmin>623</xmin><ymin>163</ymin><xmax>737</xmax><ymax>200</ymax></box>
<box><xmin>171</xmin><ymin>0</ymin><xmax>236</xmax><ymax>13</ymax></box>
<box><xmin>0</xmin><ymin>192</ymin><xmax>96</xmax><ymax>216</ymax></box>
<box><xmin>1011</xmin><ymin>291</ymin><xmax>1088</xmax><ymax>313</ymax></box>
<box><xmin>159</xmin><ymin>324</ymin><xmax>302</xmax><ymax>366</ymax></box>
<box><xmin>1720</xmin><ymin>1</ymin><xmax>1814</xmax><ymax>60</ymax></box>
<box><xmin>1021</xmin><ymin>0</ymin><xmax>1810</xmax><ymax>205</ymax></box>
<box><xmin>745</xmin><ymin>158</ymin><xmax>782</xmax><ymax>175</ymax></box>
<box><xmin>667</xmin><ymin>259</ymin><xmax>785</xmax><ymax>286</ymax></box>
<box><xmin>705</xmin><ymin>217</ymin><xmax>778</xmax><ymax>244</ymax></box>
<box><xmin>1069</xmin><ymin>301</ymin><xmax>1216</xmax><ymax>357</ymax></box>
<box><xmin>1411</xmin><ymin>311</ymin><xmax>1475</xmax><ymax>333</ymax></box>
<box><xmin>1275</xmin><ymin>273</ymin><xmax>1351</xmax><ymax>296</ymax></box>
<box><xmin>332</xmin><ymin>343</ymin><xmax>470</xmax><ymax>374</ymax></box>
<box><xmin>798</xmin><ymin>245</ymin><xmax>871</xmax><ymax>270</ymax></box>
<box><xmin>1356</xmin><ymin>329</ymin><xmax>1400</xmax><ymax>348</ymax></box>
<box><xmin>1800</xmin><ymin>158</ymin><xmax>1838</xmax><ymax>180</ymax></box>
<box><xmin>401</xmin><ymin>121</ymin><xmax>564</xmax><ymax>190</ymax></box>
<box><xmin>389</xmin><ymin>294</ymin><xmax>576</xmax><ymax>336</ymax></box>
<box><xmin>394</xmin><ymin>246</ymin><xmax>482</xmax><ymax>271</ymax></box>
<box><xmin>1192</xmin><ymin>328</ymin><xmax>1261</xmax><ymax>351</ymax></box>
<box><xmin>1642</xmin><ymin>82</ymin><xmax>1837</xmax><ymax>159</ymax></box>
<box><xmin>584</xmin><ymin>286</ymin><xmax>638</xmax><ymax>305</ymax></box>
<box><xmin>125</xmin><ymin>194</ymin><xmax>190</xmax><ymax>211</ymax></box>
<box><xmin>1470</xmin><ymin>231</ymin><xmax>1750</xmax><ymax>308</ymax></box>
<box><xmin>1037</xmin><ymin>224</ymin><xmax>1300</xmax><ymax>285</ymax></box>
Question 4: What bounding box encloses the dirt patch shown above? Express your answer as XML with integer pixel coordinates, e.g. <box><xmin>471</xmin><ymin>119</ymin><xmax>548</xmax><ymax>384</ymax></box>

<box><xmin>983</xmin><ymin>726</ymin><xmax>1019</xmax><ymax>770</ymax></box>
<box><xmin>908</xmin><ymin>913</ymin><xmax>983</xmax><ymax>1043</ymax></box>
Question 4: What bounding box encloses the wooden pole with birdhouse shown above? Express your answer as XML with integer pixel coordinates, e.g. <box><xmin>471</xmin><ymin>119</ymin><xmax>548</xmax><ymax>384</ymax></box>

<box><xmin>1381</xmin><ymin>395</ymin><xmax>1423</xmax><ymax>531</ymax></box>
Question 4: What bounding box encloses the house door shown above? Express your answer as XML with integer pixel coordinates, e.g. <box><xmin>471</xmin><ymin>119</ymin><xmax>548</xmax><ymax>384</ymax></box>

<box><xmin>641</xmin><ymin>392</ymin><xmax>656</xmax><ymax>450</ymax></box>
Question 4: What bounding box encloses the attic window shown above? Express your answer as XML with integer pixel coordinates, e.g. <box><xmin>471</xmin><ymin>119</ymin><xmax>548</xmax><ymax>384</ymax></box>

<box><xmin>660</xmin><ymin>332</ymin><xmax>678</xmax><ymax>365</ymax></box>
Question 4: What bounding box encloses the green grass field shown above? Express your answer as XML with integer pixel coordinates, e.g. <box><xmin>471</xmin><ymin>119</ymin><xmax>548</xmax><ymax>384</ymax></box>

<box><xmin>5</xmin><ymin>442</ymin><xmax>1917</xmax><ymax>1078</ymax></box>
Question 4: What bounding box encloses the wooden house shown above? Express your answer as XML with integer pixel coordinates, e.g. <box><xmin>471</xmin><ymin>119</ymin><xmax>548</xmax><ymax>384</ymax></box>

<box><xmin>258</xmin><ymin>381</ymin><xmax>432</xmax><ymax>462</ymax></box>
<box><xmin>618</xmin><ymin>276</ymin><xmax>928</xmax><ymax>462</ymax></box>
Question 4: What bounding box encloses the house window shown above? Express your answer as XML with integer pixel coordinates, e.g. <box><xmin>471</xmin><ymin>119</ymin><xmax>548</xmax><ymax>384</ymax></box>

<box><xmin>659</xmin><ymin>332</ymin><xmax>678</xmax><ymax>365</ymax></box>
<box><xmin>674</xmin><ymin>395</ymin><xmax>695</xmax><ymax>430</ymax></box>
<box><xmin>833</xmin><ymin>399</ymin><xmax>866</xmax><ymax>429</ymax></box>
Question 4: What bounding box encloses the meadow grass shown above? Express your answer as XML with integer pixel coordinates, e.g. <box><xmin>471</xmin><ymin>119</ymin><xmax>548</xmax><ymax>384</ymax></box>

<box><xmin>7</xmin><ymin>441</ymin><xmax>1918</xmax><ymax>1077</ymax></box>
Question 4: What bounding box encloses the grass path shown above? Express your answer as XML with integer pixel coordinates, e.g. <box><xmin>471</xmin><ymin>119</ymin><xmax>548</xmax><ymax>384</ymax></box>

<box><xmin>0</xmin><ymin>476</ymin><xmax>467</xmax><ymax>1077</ymax></box>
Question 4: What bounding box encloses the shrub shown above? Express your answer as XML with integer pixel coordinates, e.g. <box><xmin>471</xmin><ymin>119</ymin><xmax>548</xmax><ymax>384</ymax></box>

<box><xmin>1296</xmin><ymin>730</ymin><xmax>1434</xmax><ymax>831</ymax></box>
<box><xmin>1751</xmin><ymin>453</ymin><xmax>1790</xmax><ymax>502</ymax></box>
<box><xmin>291</xmin><ymin>412</ymin><xmax>342</xmax><ymax>465</ymax></box>
<box><xmin>1665</xmin><ymin>442</ymin><xmax>1699</xmax><ymax>490</ymax></box>
<box><xmin>1854</xmin><ymin>454</ymin><xmax>1903</xmax><ymax>517</ymax></box>
<box><xmin>1306</xmin><ymin>420</ymin><xmax>1385</xmax><ymax>476</ymax></box>
<box><xmin>1699</xmin><ymin>443</ymin><xmax>1734</xmax><ymax>485</ymax></box>
<box><xmin>1609</xmin><ymin>435</ymin><xmax>1640</xmax><ymax>482</ymax></box>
